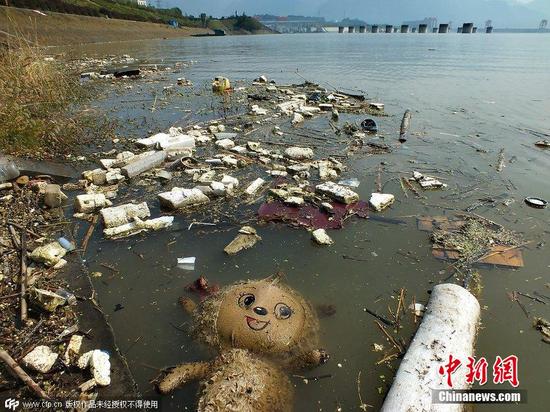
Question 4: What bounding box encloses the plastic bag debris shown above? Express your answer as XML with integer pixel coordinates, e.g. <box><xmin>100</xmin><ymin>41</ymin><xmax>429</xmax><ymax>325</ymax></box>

<box><xmin>285</xmin><ymin>147</ymin><xmax>314</xmax><ymax>160</ymax></box>
<box><xmin>259</xmin><ymin>200</ymin><xmax>368</xmax><ymax>230</ymax></box>
<box><xmin>23</xmin><ymin>346</ymin><xmax>58</xmax><ymax>373</ymax></box>
<box><xmin>212</xmin><ymin>76</ymin><xmax>231</xmax><ymax>93</ymax></box>
<box><xmin>245</xmin><ymin>178</ymin><xmax>266</xmax><ymax>196</ymax></box>
<box><xmin>369</xmin><ymin>193</ymin><xmax>395</xmax><ymax>211</ymax></box>
<box><xmin>158</xmin><ymin>187</ymin><xmax>210</xmax><ymax>209</ymax></box>
<box><xmin>100</xmin><ymin>202</ymin><xmax>151</xmax><ymax>228</ymax></box>
<box><xmin>78</xmin><ymin>349</ymin><xmax>111</xmax><ymax>386</ymax></box>
<box><xmin>30</xmin><ymin>242</ymin><xmax>67</xmax><ymax>267</ymax></box>
<box><xmin>57</xmin><ymin>237</ymin><xmax>75</xmax><ymax>251</ymax></box>
<box><xmin>44</xmin><ymin>184</ymin><xmax>68</xmax><ymax>208</ymax></box>
<box><xmin>177</xmin><ymin>257</ymin><xmax>196</xmax><ymax>270</ymax></box>
<box><xmin>312</xmin><ymin>228</ymin><xmax>333</xmax><ymax>245</ymax></box>
<box><xmin>224</xmin><ymin>226</ymin><xmax>261</xmax><ymax>255</ymax></box>
<box><xmin>121</xmin><ymin>151</ymin><xmax>167</xmax><ymax>178</ymax></box>
<box><xmin>315</xmin><ymin>182</ymin><xmax>359</xmax><ymax>204</ymax></box>
<box><xmin>103</xmin><ymin>216</ymin><xmax>174</xmax><ymax>239</ymax></box>
<box><xmin>338</xmin><ymin>178</ymin><xmax>360</xmax><ymax>188</ymax></box>
<box><xmin>30</xmin><ymin>288</ymin><xmax>67</xmax><ymax>312</ymax></box>
<box><xmin>412</xmin><ymin>171</ymin><xmax>447</xmax><ymax>189</ymax></box>
<box><xmin>75</xmin><ymin>193</ymin><xmax>112</xmax><ymax>213</ymax></box>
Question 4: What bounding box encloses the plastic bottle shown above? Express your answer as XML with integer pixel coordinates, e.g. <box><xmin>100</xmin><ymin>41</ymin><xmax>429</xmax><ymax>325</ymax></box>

<box><xmin>0</xmin><ymin>159</ymin><xmax>20</xmax><ymax>182</ymax></box>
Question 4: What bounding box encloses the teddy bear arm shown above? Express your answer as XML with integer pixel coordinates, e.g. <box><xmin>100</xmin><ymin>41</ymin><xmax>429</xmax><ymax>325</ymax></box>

<box><xmin>289</xmin><ymin>348</ymin><xmax>330</xmax><ymax>369</ymax></box>
<box><xmin>179</xmin><ymin>296</ymin><xmax>197</xmax><ymax>314</ymax></box>
<box><xmin>157</xmin><ymin>361</ymin><xmax>211</xmax><ymax>394</ymax></box>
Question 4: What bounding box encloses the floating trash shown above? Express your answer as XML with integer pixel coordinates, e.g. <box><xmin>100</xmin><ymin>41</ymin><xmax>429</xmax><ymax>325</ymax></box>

<box><xmin>360</xmin><ymin>118</ymin><xmax>378</xmax><ymax>133</ymax></box>
<box><xmin>177</xmin><ymin>257</ymin><xmax>196</xmax><ymax>271</ymax></box>
<box><xmin>524</xmin><ymin>197</ymin><xmax>548</xmax><ymax>209</ymax></box>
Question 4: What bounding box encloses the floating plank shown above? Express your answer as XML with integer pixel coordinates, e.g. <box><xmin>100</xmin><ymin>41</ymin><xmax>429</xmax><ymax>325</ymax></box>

<box><xmin>417</xmin><ymin>216</ymin><xmax>466</xmax><ymax>232</ymax></box>
<box><xmin>432</xmin><ymin>245</ymin><xmax>524</xmax><ymax>268</ymax></box>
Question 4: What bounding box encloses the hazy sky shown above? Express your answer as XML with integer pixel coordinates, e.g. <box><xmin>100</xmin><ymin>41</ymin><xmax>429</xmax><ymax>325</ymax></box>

<box><xmin>164</xmin><ymin>0</ymin><xmax>549</xmax><ymax>28</ymax></box>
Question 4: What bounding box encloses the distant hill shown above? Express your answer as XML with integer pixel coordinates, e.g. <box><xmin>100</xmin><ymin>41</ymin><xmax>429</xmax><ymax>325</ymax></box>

<box><xmin>7</xmin><ymin>0</ymin><xmax>198</xmax><ymax>26</ymax></box>
<box><xmin>164</xmin><ymin>0</ymin><xmax>547</xmax><ymax>29</ymax></box>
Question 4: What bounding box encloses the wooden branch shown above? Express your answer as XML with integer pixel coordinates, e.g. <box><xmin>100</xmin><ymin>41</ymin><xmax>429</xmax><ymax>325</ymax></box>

<box><xmin>401</xmin><ymin>177</ymin><xmax>424</xmax><ymax>198</ymax></box>
<box><xmin>0</xmin><ymin>293</ymin><xmax>21</xmax><ymax>300</ymax></box>
<box><xmin>20</xmin><ymin>231</ymin><xmax>28</xmax><ymax>323</ymax></box>
<box><xmin>0</xmin><ymin>349</ymin><xmax>49</xmax><ymax>399</ymax></box>
<box><xmin>81</xmin><ymin>215</ymin><xmax>98</xmax><ymax>253</ymax></box>
<box><xmin>8</xmin><ymin>225</ymin><xmax>21</xmax><ymax>250</ymax></box>
<box><xmin>376</xmin><ymin>163</ymin><xmax>382</xmax><ymax>193</ymax></box>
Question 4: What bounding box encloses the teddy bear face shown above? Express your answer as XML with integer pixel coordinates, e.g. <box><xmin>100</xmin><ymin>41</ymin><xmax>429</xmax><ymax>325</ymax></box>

<box><xmin>216</xmin><ymin>280</ymin><xmax>307</xmax><ymax>354</ymax></box>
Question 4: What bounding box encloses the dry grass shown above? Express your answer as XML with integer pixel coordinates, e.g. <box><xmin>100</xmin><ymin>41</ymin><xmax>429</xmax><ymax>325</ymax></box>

<box><xmin>432</xmin><ymin>218</ymin><xmax>523</xmax><ymax>266</ymax></box>
<box><xmin>0</xmin><ymin>37</ymin><xmax>83</xmax><ymax>156</ymax></box>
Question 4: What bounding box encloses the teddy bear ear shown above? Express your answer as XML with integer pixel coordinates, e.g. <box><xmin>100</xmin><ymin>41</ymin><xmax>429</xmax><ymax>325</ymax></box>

<box><xmin>264</xmin><ymin>271</ymin><xmax>286</xmax><ymax>285</ymax></box>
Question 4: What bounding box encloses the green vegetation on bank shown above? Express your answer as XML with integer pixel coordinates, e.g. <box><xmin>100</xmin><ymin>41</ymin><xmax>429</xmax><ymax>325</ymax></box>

<box><xmin>214</xmin><ymin>14</ymin><xmax>266</xmax><ymax>33</ymax></box>
<box><xmin>6</xmin><ymin>0</ymin><xmax>199</xmax><ymax>26</ymax></box>
<box><xmin>4</xmin><ymin>0</ymin><xmax>270</xmax><ymax>33</ymax></box>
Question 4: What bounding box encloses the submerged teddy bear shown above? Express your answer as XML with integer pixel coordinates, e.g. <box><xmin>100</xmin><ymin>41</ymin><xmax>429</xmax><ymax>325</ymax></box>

<box><xmin>157</xmin><ymin>274</ymin><xmax>328</xmax><ymax>411</ymax></box>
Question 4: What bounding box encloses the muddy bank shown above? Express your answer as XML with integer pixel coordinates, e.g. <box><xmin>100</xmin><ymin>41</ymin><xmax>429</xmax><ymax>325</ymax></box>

<box><xmin>0</xmin><ymin>177</ymin><xmax>137</xmax><ymax>401</ymax></box>
<box><xmin>0</xmin><ymin>6</ymin><xmax>210</xmax><ymax>46</ymax></box>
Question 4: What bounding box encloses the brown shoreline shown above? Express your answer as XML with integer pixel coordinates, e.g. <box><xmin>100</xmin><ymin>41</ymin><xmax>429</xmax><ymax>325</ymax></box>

<box><xmin>1</xmin><ymin>6</ymin><xmax>211</xmax><ymax>47</ymax></box>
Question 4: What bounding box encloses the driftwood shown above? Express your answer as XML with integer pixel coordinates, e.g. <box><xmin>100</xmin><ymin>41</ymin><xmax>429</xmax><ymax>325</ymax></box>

<box><xmin>8</xmin><ymin>225</ymin><xmax>21</xmax><ymax>249</ymax></box>
<box><xmin>0</xmin><ymin>349</ymin><xmax>49</xmax><ymax>399</ymax></box>
<box><xmin>20</xmin><ymin>231</ymin><xmax>28</xmax><ymax>323</ymax></box>
<box><xmin>81</xmin><ymin>215</ymin><xmax>98</xmax><ymax>253</ymax></box>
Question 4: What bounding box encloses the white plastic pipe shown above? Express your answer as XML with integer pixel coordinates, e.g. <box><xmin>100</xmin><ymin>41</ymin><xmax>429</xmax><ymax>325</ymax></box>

<box><xmin>381</xmin><ymin>283</ymin><xmax>480</xmax><ymax>412</ymax></box>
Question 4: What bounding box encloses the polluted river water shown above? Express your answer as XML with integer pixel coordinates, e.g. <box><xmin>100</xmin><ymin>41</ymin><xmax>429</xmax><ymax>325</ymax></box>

<box><xmin>61</xmin><ymin>33</ymin><xmax>549</xmax><ymax>410</ymax></box>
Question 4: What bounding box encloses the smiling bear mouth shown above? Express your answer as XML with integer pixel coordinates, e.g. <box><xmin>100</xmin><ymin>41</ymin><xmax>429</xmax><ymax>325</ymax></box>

<box><xmin>245</xmin><ymin>316</ymin><xmax>270</xmax><ymax>331</ymax></box>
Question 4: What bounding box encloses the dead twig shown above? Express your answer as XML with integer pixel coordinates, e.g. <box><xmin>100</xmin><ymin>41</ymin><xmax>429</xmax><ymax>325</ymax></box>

<box><xmin>507</xmin><ymin>292</ymin><xmax>529</xmax><ymax>318</ymax></box>
<box><xmin>401</xmin><ymin>177</ymin><xmax>424</xmax><ymax>199</ymax></box>
<box><xmin>399</xmin><ymin>177</ymin><xmax>409</xmax><ymax>198</ymax></box>
<box><xmin>99</xmin><ymin>263</ymin><xmax>119</xmax><ymax>273</ymax></box>
<box><xmin>8</xmin><ymin>224</ymin><xmax>21</xmax><ymax>249</ymax></box>
<box><xmin>0</xmin><ymin>293</ymin><xmax>21</xmax><ymax>300</ymax></box>
<box><xmin>364</xmin><ymin>308</ymin><xmax>395</xmax><ymax>327</ymax></box>
<box><xmin>356</xmin><ymin>371</ymin><xmax>372</xmax><ymax>410</ymax></box>
<box><xmin>13</xmin><ymin>319</ymin><xmax>45</xmax><ymax>355</ymax></box>
<box><xmin>395</xmin><ymin>288</ymin><xmax>405</xmax><ymax>327</ymax></box>
<box><xmin>375</xmin><ymin>320</ymin><xmax>404</xmax><ymax>353</ymax></box>
<box><xmin>6</xmin><ymin>221</ymin><xmax>41</xmax><ymax>238</ymax></box>
<box><xmin>376</xmin><ymin>352</ymin><xmax>400</xmax><ymax>365</ymax></box>
<box><xmin>516</xmin><ymin>291</ymin><xmax>546</xmax><ymax>304</ymax></box>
